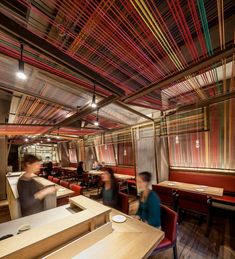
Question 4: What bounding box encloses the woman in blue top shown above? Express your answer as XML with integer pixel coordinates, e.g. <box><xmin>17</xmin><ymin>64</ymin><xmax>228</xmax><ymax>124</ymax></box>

<box><xmin>135</xmin><ymin>171</ymin><xmax>161</xmax><ymax>228</ymax></box>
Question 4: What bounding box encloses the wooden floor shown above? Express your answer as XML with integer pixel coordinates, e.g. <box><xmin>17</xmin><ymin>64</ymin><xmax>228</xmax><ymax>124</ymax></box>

<box><xmin>0</xmin><ymin>196</ymin><xmax>234</xmax><ymax>259</ymax></box>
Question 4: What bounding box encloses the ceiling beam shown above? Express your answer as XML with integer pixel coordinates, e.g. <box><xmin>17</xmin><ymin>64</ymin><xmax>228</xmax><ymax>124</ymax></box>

<box><xmin>177</xmin><ymin>91</ymin><xmax>235</xmax><ymax>112</ymax></box>
<box><xmin>123</xmin><ymin>43</ymin><xmax>235</xmax><ymax>103</ymax></box>
<box><xmin>116</xmin><ymin>101</ymin><xmax>154</xmax><ymax>121</ymax></box>
<box><xmin>57</xmin><ymin>95</ymin><xmax>119</xmax><ymax>127</ymax></box>
<box><xmin>0</xmin><ymin>12</ymin><xmax>125</xmax><ymax>97</ymax></box>
<box><xmin>0</xmin><ymin>83</ymin><xmax>74</xmax><ymax>110</ymax></box>
<box><xmin>0</xmin><ymin>52</ymin><xmax>156</xmax><ymax>122</ymax></box>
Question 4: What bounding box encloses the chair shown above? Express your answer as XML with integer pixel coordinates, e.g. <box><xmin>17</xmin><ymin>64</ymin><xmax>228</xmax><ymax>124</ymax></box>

<box><xmin>152</xmin><ymin>185</ymin><xmax>178</xmax><ymax>211</ymax></box>
<box><xmin>48</xmin><ymin>175</ymin><xmax>53</xmax><ymax>182</ymax></box>
<box><xmin>52</xmin><ymin>177</ymin><xmax>60</xmax><ymax>184</ymax></box>
<box><xmin>117</xmin><ymin>192</ymin><xmax>129</xmax><ymax>214</ymax></box>
<box><xmin>118</xmin><ymin>180</ymin><xmax>129</xmax><ymax>194</ymax></box>
<box><xmin>177</xmin><ymin>190</ymin><xmax>212</xmax><ymax>236</ymax></box>
<box><xmin>150</xmin><ymin>205</ymin><xmax>178</xmax><ymax>259</ymax></box>
<box><xmin>70</xmin><ymin>184</ymin><xmax>82</xmax><ymax>196</ymax></box>
<box><xmin>60</xmin><ymin>180</ymin><xmax>70</xmax><ymax>189</ymax></box>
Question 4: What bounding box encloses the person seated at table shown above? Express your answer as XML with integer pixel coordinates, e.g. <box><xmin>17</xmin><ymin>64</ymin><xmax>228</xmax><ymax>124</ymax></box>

<box><xmin>77</xmin><ymin>161</ymin><xmax>85</xmax><ymax>178</ymax></box>
<box><xmin>17</xmin><ymin>154</ymin><xmax>56</xmax><ymax>217</ymax></box>
<box><xmin>134</xmin><ymin>171</ymin><xmax>161</xmax><ymax>228</ymax></box>
<box><xmin>92</xmin><ymin>160</ymin><xmax>102</xmax><ymax>171</ymax></box>
<box><xmin>98</xmin><ymin>167</ymin><xmax>118</xmax><ymax>208</ymax></box>
<box><xmin>43</xmin><ymin>156</ymin><xmax>53</xmax><ymax>177</ymax></box>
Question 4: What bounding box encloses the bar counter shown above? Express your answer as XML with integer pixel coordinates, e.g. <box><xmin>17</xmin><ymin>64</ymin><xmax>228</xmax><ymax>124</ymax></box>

<box><xmin>0</xmin><ymin>196</ymin><xmax>164</xmax><ymax>259</ymax></box>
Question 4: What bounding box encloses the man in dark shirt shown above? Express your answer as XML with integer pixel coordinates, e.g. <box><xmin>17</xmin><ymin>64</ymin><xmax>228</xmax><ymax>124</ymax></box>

<box><xmin>17</xmin><ymin>155</ymin><xmax>56</xmax><ymax>217</ymax></box>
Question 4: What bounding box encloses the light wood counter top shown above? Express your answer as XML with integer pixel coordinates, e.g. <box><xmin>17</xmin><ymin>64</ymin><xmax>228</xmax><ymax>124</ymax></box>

<box><xmin>0</xmin><ymin>196</ymin><xmax>111</xmax><ymax>259</ymax></box>
<box><xmin>88</xmin><ymin>170</ymin><xmax>135</xmax><ymax>180</ymax></box>
<box><xmin>158</xmin><ymin>180</ymin><xmax>224</xmax><ymax>197</ymax></box>
<box><xmin>44</xmin><ymin>208</ymin><xmax>164</xmax><ymax>259</ymax></box>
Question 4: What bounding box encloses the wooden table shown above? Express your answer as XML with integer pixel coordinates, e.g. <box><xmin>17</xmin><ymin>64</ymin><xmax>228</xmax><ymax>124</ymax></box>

<box><xmin>44</xmin><ymin>208</ymin><xmax>164</xmax><ymax>259</ymax></box>
<box><xmin>157</xmin><ymin>180</ymin><xmax>224</xmax><ymax>197</ymax></box>
<box><xmin>61</xmin><ymin>167</ymin><xmax>77</xmax><ymax>171</ymax></box>
<box><xmin>0</xmin><ymin>196</ymin><xmax>111</xmax><ymax>259</ymax></box>
<box><xmin>0</xmin><ymin>204</ymin><xmax>72</xmax><ymax>237</ymax></box>
<box><xmin>88</xmin><ymin>170</ymin><xmax>135</xmax><ymax>181</ymax></box>
<box><xmin>55</xmin><ymin>184</ymin><xmax>74</xmax><ymax>199</ymax></box>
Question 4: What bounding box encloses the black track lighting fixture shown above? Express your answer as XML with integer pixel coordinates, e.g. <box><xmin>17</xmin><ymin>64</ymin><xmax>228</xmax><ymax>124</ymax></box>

<box><xmin>91</xmin><ymin>81</ymin><xmax>97</xmax><ymax>108</ymax></box>
<box><xmin>16</xmin><ymin>43</ymin><xmax>27</xmax><ymax>80</ymax></box>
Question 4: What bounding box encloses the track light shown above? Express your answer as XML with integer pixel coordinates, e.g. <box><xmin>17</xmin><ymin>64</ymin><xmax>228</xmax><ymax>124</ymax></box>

<box><xmin>16</xmin><ymin>43</ymin><xmax>27</xmax><ymax>80</ymax></box>
<box><xmin>91</xmin><ymin>82</ymin><xmax>97</xmax><ymax>108</ymax></box>
<box><xmin>47</xmin><ymin>138</ymin><xmax>51</xmax><ymax>142</ymax></box>
<box><xmin>94</xmin><ymin>109</ymin><xmax>99</xmax><ymax>126</ymax></box>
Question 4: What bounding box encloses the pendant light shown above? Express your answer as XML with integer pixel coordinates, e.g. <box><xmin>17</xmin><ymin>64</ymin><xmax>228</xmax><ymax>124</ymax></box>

<box><xmin>175</xmin><ymin>107</ymin><xmax>179</xmax><ymax>144</ymax></box>
<box><xmin>91</xmin><ymin>82</ymin><xmax>97</xmax><ymax>108</ymax></box>
<box><xmin>16</xmin><ymin>43</ymin><xmax>27</xmax><ymax>80</ymax></box>
<box><xmin>94</xmin><ymin>108</ymin><xmax>99</xmax><ymax>126</ymax></box>
<box><xmin>195</xmin><ymin>104</ymin><xmax>200</xmax><ymax>149</ymax></box>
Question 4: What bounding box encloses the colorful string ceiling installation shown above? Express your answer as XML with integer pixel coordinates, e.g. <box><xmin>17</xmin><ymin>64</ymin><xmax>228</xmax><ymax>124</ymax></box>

<box><xmin>0</xmin><ymin>0</ymin><xmax>234</xmax><ymax>111</ymax></box>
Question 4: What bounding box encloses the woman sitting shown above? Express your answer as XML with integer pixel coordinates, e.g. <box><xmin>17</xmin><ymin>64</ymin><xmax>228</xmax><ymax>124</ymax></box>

<box><xmin>77</xmin><ymin>161</ymin><xmax>85</xmax><ymax>177</ymax></box>
<box><xmin>135</xmin><ymin>171</ymin><xmax>161</xmax><ymax>228</ymax></box>
<box><xmin>98</xmin><ymin>167</ymin><xmax>118</xmax><ymax>208</ymax></box>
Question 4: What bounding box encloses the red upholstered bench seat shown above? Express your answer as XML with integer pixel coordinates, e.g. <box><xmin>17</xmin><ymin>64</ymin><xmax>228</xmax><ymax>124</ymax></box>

<box><xmin>212</xmin><ymin>195</ymin><xmax>235</xmax><ymax>205</ymax></box>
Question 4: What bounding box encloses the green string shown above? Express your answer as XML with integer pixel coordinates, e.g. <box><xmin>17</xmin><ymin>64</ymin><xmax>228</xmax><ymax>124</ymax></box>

<box><xmin>197</xmin><ymin>0</ymin><xmax>221</xmax><ymax>93</ymax></box>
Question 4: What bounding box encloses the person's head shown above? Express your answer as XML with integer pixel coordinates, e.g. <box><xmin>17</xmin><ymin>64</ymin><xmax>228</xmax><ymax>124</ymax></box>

<box><xmin>93</xmin><ymin>160</ymin><xmax>98</xmax><ymax>166</ymax></box>
<box><xmin>78</xmin><ymin>161</ymin><xmax>83</xmax><ymax>167</ymax></box>
<box><xmin>45</xmin><ymin>156</ymin><xmax>51</xmax><ymax>161</ymax></box>
<box><xmin>101</xmin><ymin>167</ymin><xmax>116</xmax><ymax>183</ymax></box>
<box><xmin>137</xmin><ymin>171</ymin><xmax>152</xmax><ymax>192</ymax></box>
<box><xmin>23</xmin><ymin>154</ymin><xmax>41</xmax><ymax>174</ymax></box>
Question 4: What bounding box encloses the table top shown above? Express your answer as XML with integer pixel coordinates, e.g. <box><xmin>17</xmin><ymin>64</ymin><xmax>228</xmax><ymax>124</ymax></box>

<box><xmin>6</xmin><ymin>175</ymin><xmax>73</xmax><ymax>199</ymax></box>
<box><xmin>0</xmin><ymin>196</ymin><xmax>111</xmax><ymax>258</ymax></box>
<box><xmin>114</xmin><ymin>173</ymin><xmax>135</xmax><ymax>180</ymax></box>
<box><xmin>0</xmin><ymin>205</ymin><xmax>72</xmax><ymax>237</ymax></box>
<box><xmin>157</xmin><ymin>180</ymin><xmax>224</xmax><ymax>197</ymax></box>
<box><xmin>71</xmin><ymin>209</ymin><xmax>164</xmax><ymax>259</ymax></box>
<box><xmin>42</xmin><ymin>208</ymin><xmax>164</xmax><ymax>259</ymax></box>
<box><xmin>61</xmin><ymin>167</ymin><xmax>77</xmax><ymax>171</ymax></box>
<box><xmin>55</xmin><ymin>184</ymin><xmax>74</xmax><ymax>198</ymax></box>
<box><xmin>88</xmin><ymin>170</ymin><xmax>135</xmax><ymax>180</ymax></box>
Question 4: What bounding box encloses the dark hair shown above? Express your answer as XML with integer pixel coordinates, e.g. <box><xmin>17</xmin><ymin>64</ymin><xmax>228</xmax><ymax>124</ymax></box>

<box><xmin>24</xmin><ymin>154</ymin><xmax>40</xmax><ymax>166</ymax></box>
<box><xmin>101</xmin><ymin>167</ymin><xmax>117</xmax><ymax>186</ymax></box>
<box><xmin>138</xmin><ymin>171</ymin><xmax>152</xmax><ymax>183</ymax></box>
<box><xmin>78</xmin><ymin>161</ymin><xmax>83</xmax><ymax>167</ymax></box>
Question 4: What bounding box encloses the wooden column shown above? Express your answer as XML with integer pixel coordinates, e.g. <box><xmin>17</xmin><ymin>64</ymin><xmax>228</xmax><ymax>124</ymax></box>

<box><xmin>0</xmin><ymin>99</ymin><xmax>10</xmax><ymax>200</ymax></box>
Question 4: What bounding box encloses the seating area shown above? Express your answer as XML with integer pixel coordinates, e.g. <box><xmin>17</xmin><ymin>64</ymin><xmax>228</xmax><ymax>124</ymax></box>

<box><xmin>169</xmin><ymin>170</ymin><xmax>235</xmax><ymax>206</ymax></box>
<box><xmin>0</xmin><ymin>1</ymin><xmax>234</xmax><ymax>258</ymax></box>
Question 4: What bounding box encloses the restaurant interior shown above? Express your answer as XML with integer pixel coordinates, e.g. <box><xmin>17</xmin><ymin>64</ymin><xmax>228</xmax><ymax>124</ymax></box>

<box><xmin>0</xmin><ymin>0</ymin><xmax>234</xmax><ymax>258</ymax></box>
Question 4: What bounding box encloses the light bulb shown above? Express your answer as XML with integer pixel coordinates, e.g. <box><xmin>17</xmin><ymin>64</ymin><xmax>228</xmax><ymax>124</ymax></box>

<box><xmin>94</xmin><ymin>121</ymin><xmax>99</xmax><ymax>126</ymax></box>
<box><xmin>25</xmin><ymin>138</ymin><xmax>29</xmax><ymax>142</ymax></box>
<box><xmin>124</xmin><ymin>149</ymin><xmax>127</xmax><ymax>156</ymax></box>
<box><xmin>196</xmin><ymin>139</ymin><xmax>200</xmax><ymax>149</ymax></box>
<box><xmin>56</xmin><ymin>135</ymin><xmax>60</xmax><ymax>139</ymax></box>
<box><xmin>16</xmin><ymin>71</ymin><xmax>27</xmax><ymax>80</ymax></box>
<box><xmin>175</xmin><ymin>135</ymin><xmax>179</xmax><ymax>144</ymax></box>
<box><xmin>47</xmin><ymin>138</ymin><xmax>51</xmax><ymax>141</ymax></box>
<box><xmin>91</xmin><ymin>102</ymin><xmax>97</xmax><ymax>108</ymax></box>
